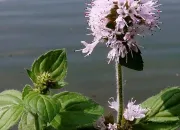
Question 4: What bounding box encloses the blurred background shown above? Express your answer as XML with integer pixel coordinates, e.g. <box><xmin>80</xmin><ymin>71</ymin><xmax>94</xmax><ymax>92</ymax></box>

<box><xmin>0</xmin><ymin>0</ymin><xmax>179</xmax><ymax>112</ymax></box>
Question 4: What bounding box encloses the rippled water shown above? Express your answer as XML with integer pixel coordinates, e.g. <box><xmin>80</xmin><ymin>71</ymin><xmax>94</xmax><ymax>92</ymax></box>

<box><xmin>0</xmin><ymin>0</ymin><xmax>180</xmax><ymax>110</ymax></box>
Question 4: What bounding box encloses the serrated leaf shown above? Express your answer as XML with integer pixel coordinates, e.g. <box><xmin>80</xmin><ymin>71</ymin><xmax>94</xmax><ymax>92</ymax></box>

<box><xmin>0</xmin><ymin>90</ymin><xmax>22</xmax><ymax>108</ymax></box>
<box><xmin>0</xmin><ymin>90</ymin><xmax>23</xmax><ymax>130</ymax></box>
<box><xmin>134</xmin><ymin>87</ymin><xmax>180</xmax><ymax>130</ymax></box>
<box><xmin>51</xmin><ymin>92</ymin><xmax>104</xmax><ymax>129</ymax></box>
<box><xmin>30</xmin><ymin>49</ymin><xmax>67</xmax><ymax>83</ymax></box>
<box><xmin>18</xmin><ymin>112</ymin><xmax>36</xmax><ymax>130</ymax></box>
<box><xmin>22</xmin><ymin>85</ymin><xmax>33</xmax><ymax>100</ymax></box>
<box><xmin>23</xmin><ymin>91</ymin><xmax>60</xmax><ymax>123</ymax></box>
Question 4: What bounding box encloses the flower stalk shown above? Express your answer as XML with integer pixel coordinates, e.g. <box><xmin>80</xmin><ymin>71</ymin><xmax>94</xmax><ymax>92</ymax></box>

<box><xmin>34</xmin><ymin>114</ymin><xmax>40</xmax><ymax>130</ymax></box>
<box><xmin>115</xmin><ymin>61</ymin><xmax>123</xmax><ymax>125</ymax></box>
<box><xmin>78</xmin><ymin>0</ymin><xmax>161</xmax><ymax>128</ymax></box>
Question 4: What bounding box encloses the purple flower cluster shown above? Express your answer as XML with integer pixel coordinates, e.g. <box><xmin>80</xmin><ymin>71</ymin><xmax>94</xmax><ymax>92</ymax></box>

<box><xmin>77</xmin><ymin>0</ymin><xmax>161</xmax><ymax>62</ymax></box>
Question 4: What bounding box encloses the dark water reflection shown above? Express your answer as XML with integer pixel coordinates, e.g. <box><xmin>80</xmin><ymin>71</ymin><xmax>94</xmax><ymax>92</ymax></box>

<box><xmin>0</xmin><ymin>0</ymin><xmax>180</xmax><ymax>113</ymax></box>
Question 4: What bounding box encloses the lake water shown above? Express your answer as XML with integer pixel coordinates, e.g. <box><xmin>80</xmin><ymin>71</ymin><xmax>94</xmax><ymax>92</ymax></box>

<box><xmin>0</xmin><ymin>0</ymin><xmax>180</xmax><ymax>112</ymax></box>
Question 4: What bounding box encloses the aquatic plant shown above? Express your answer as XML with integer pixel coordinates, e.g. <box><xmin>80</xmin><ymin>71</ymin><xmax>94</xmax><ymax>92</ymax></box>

<box><xmin>77</xmin><ymin>0</ymin><xmax>180</xmax><ymax>130</ymax></box>
<box><xmin>0</xmin><ymin>0</ymin><xmax>180</xmax><ymax>130</ymax></box>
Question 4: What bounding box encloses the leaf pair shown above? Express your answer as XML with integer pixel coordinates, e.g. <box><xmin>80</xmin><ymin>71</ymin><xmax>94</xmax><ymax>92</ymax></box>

<box><xmin>0</xmin><ymin>89</ymin><xmax>104</xmax><ymax>130</ymax></box>
<box><xmin>27</xmin><ymin>49</ymin><xmax>67</xmax><ymax>91</ymax></box>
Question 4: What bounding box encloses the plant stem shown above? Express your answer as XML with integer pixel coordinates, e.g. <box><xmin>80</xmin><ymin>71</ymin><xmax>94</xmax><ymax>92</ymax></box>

<box><xmin>115</xmin><ymin>61</ymin><xmax>123</xmax><ymax>125</ymax></box>
<box><xmin>35</xmin><ymin>114</ymin><xmax>40</xmax><ymax>130</ymax></box>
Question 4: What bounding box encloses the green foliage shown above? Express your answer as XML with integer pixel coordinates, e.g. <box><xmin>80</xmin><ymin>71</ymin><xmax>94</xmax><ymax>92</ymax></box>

<box><xmin>18</xmin><ymin>112</ymin><xmax>36</xmax><ymax>130</ymax></box>
<box><xmin>27</xmin><ymin>49</ymin><xmax>67</xmax><ymax>93</ymax></box>
<box><xmin>133</xmin><ymin>87</ymin><xmax>180</xmax><ymax>130</ymax></box>
<box><xmin>30</xmin><ymin>49</ymin><xmax>67</xmax><ymax>82</ymax></box>
<box><xmin>50</xmin><ymin>92</ymin><xmax>104</xmax><ymax>130</ymax></box>
<box><xmin>23</xmin><ymin>91</ymin><xmax>60</xmax><ymax>123</ymax></box>
<box><xmin>0</xmin><ymin>90</ymin><xmax>23</xmax><ymax>130</ymax></box>
<box><xmin>0</xmin><ymin>49</ymin><xmax>104</xmax><ymax>130</ymax></box>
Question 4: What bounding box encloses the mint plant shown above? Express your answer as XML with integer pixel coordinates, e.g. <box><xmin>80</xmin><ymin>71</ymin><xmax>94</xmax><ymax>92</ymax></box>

<box><xmin>0</xmin><ymin>49</ymin><xmax>103</xmax><ymax>130</ymax></box>
<box><xmin>75</xmin><ymin>0</ymin><xmax>180</xmax><ymax>129</ymax></box>
<box><xmin>0</xmin><ymin>0</ymin><xmax>180</xmax><ymax>129</ymax></box>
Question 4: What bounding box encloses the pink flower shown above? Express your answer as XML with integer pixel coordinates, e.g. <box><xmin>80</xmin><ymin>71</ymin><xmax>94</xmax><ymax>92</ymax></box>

<box><xmin>107</xmin><ymin>123</ymin><xmax>118</xmax><ymax>130</ymax></box>
<box><xmin>78</xmin><ymin>0</ymin><xmax>161</xmax><ymax>62</ymax></box>
<box><xmin>123</xmin><ymin>99</ymin><xmax>148</xmax><ymax>121</ymax></box>
<box><xmin>108</xmin><ymin>97</ymin><xmax>119</xmax><ymax>111</ymax></box>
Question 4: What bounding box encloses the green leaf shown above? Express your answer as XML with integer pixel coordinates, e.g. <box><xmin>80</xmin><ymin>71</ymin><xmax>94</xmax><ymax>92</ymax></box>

<box><xmin>0</xmin><ymin>90</ymin><xmax>22</xmax><ymax>108</ymax></box>
<box><xmin>0</xmin><ymin>90</ymin><xmax>23</xmax><ymax>130</ymax></box>
<box><xmin>134</xmin><ymin>87</ymin><xmax>180</xmax><ymax>130</ymax></box>
<box><xmin>30</xmin><ymin>49</ymin><xmax>67</xmax><ymax>83</ymax></box>
<box><xmin>51</xmin><ymin>92</ymin><xmax>104</xmax><ymax>130</ymax></box>
<box><xmin>22</xmin><ymin>85</ymin><xmax>33</xmax><ymax>100</ymax></box>
<box><xmin>27</xmin><ymin>69</ymin><xmax>37</xmax><ymax>83</ymax></box>
<box><xmin>18</xmin><ymin>112</ymin><xmax>36</xmax><ymax>130</ymax></box>
<box><xmin>23</xmin><ymin>91</ymin><xmax>60</xmax><ymax>123</ymax></box>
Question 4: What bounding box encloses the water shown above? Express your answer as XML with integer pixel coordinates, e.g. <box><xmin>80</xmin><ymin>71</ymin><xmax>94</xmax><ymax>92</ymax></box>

<box><xmin>0</xmin><ymin>0</ymin><xmax>180</xmax><ymax>114</ymax></box>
